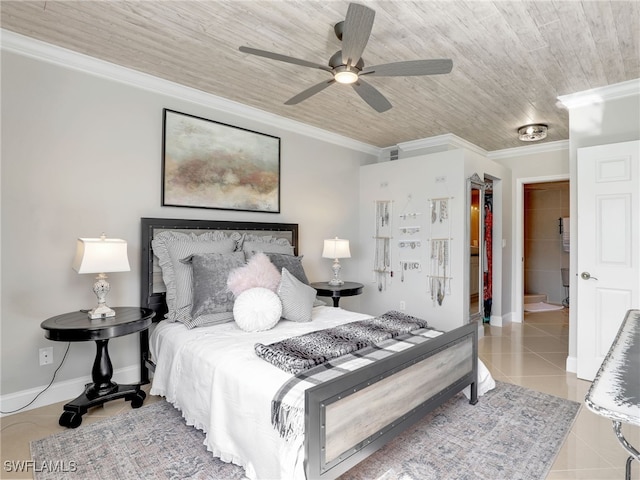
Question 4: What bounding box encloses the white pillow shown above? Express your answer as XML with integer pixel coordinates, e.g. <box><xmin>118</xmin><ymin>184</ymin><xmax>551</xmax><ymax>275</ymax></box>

<box><xmin>233</xmin><ymin>287</ymin><xmax>282</xmax><ymax>332</ymax></box>
<box><xmin>278</xmin><ymin>267</ymin><xmax>316</xmax><ymax>322</ymax></box>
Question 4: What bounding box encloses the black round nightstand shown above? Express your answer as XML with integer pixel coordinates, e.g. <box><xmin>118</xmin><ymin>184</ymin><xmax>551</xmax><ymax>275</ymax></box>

<box><xmin>41</xmin><ymin>307</ymin><xmax>154</xmax><ymax>428</ymax></box>
<box><xmin>310</xmin><ymin>281</ymin><xmax>364</xmax><ymax>307</ymax></box>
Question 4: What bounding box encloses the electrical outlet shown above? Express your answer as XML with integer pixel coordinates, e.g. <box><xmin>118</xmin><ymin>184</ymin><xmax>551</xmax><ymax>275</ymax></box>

<box><xmin>399</xmin><ymin>301</ymin><xmax>406</xmax><ymax>311</ymax></box>
<box><xmin>39</xmin><ymin>347</ymin><xmax>53</xmax><ymax>366</ymax></box>
<box><xmin>435</xmin><ymin>176</ymin><xmax>447</xmax><ymax>183</ymax></box>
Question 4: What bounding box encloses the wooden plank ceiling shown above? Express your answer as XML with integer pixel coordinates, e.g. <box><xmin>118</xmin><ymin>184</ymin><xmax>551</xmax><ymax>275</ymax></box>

<box><xmin>1</xmin><ymin>1</ymin><xmax>638</xmax><ymax>151</ymax></box>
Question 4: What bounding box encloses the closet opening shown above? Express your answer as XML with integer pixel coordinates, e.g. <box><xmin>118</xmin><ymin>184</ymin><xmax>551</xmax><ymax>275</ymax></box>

<box><xmin>468</xmin><ymin>175</ymin><xmax>494</xmax><ymax>324</ymax></box>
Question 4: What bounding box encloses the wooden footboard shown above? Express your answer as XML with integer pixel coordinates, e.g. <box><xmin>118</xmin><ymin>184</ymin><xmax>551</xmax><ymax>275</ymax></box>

<box><xmin>304</xmin><ymin>321</ymin><xmax>478</xmax><ymax>479</ymax></box>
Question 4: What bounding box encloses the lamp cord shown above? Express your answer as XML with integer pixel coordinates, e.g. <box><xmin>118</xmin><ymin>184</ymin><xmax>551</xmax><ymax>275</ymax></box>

<box><xmin>0</xmin><ymin>342</ymin><xmax>71</xmax><ymax>415</ymax></box>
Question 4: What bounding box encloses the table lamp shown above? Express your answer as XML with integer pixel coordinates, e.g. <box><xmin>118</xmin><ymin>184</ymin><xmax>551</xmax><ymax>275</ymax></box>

<box><xmin>72</xmin><ymin>234</ymin><xmax>130</xmax><ymax>319</ymax></box>
<box><xmin>322</xmin><ymin>237</ymin><xmax>351</xmax><ymax>286</ymax></box>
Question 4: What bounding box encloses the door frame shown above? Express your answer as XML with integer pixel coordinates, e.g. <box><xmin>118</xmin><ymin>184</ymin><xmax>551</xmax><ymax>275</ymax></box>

<box><xmin>514</xmin><ymin>174</ymin><xmax>570</xmax><ymax>324</ymax></box>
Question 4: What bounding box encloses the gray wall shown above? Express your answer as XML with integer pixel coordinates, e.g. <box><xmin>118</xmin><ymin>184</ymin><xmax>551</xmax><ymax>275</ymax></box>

<box><xmin>0</xmin><ymin>47</ymin><xmax>376</xmax><ymax>406</ymax></box>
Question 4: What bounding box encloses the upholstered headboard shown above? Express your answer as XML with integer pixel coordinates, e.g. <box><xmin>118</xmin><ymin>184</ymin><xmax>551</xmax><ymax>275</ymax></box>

<box><xmin>140</xmin><ymin>217</ymin><xmax>299</xmax><ymax>321</ymax></box>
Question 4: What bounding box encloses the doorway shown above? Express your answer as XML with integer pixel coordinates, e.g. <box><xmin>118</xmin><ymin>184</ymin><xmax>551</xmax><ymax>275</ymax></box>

<box><xmin>514</xmin><ymin>174</ymin><xmax>570</xmax><ymax>324</ymax></box>
<box><xmin>523</xmin><ymin>181</ymin><xmax>570</xmax><ymax>310</ymax></box>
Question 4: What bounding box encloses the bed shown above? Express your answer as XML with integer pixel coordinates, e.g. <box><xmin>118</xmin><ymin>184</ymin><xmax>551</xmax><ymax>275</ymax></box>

<box><xmin>139</xmin><ymin>217</ymin><xmax>481</xmax><ymax>479</ymax></box>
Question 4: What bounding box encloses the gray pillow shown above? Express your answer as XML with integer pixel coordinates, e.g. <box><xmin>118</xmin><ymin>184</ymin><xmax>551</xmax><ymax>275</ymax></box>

<box><xmin>241</xmin><ymin>234</ymin><xmax>294</xmax><ymax>255</ymax></box>
<box><xmin>265</xmin><ymin>253</ymin><xmax>309</xmax><ymax>284</ymax></box>
<box><xmin>152</xmin><ymin>230</ymin><xmax>239</xmax><ymax>322</ymax></box>
<box><xmin>278</xmin><ymin>267</ymin><xmax>317</xmax><ymax>322</ymax></box>
<box><xmin>186</xmin><ymin>252</ymin><xmax>246</xmax><ymax>322</ymax></box>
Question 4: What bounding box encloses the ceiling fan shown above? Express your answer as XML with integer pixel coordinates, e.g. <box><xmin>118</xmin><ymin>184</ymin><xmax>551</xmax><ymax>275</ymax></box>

<box><xmin>239</xmin><ymin>3</ymin><xmax>453</xmax><ymax>113</ymax></box>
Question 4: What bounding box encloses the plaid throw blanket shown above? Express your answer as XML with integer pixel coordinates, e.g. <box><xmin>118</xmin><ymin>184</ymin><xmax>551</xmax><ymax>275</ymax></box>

<box><xmin>260</xmin><ymin>311</ymin><xmax>442</xmax><ymax>441</ymax></box>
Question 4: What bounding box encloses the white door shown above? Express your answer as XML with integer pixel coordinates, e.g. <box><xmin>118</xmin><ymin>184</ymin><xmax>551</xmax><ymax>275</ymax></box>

<box><xmin>576</xmin><ymin>140</ymin><xmax>640</xmax><ymax>380</ymax></box>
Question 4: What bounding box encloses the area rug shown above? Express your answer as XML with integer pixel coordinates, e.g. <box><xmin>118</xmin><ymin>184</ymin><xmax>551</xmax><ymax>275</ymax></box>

<box><xmin>31</xmin><ymin>382</ymin><xmax>580</xmax><ymax>480</ymax></box>
<box><xmin>524</xmin><ymin>301</ymin><xmax>564</xmax><ymax>313</ymax></box>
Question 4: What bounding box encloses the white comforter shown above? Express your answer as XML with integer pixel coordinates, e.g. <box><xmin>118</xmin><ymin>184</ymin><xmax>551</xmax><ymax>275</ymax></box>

<box><xmin>150</xmin><ymin>305</ymin><xmax>372</xmax><ymax>480</ymax></box>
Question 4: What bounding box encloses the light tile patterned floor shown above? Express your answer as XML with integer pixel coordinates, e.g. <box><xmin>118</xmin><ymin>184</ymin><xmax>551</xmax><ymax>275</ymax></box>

<box><xmin>1</xmin><ymin>308</ymin><xmax>638</xmax><ymax>479</ymax></box>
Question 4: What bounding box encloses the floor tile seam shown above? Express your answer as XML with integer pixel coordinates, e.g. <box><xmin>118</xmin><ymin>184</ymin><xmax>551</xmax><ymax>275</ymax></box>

<box><xmin>547</xmin><ymin>466</ymin><xmax>626</xmax><ymax>474</ymax></box>
<box><xmin>525</xmin><ymin>350</ymin><xmax>570</xmax><ymax>355</ymax></box>
<box><xmin>520</xmin><ymin>325</ymin><xmax>552</xmax><ymax>337</ymax></box>
<box><xmin>480</xmin><ymin>351</ymin><xmax>565</xmax><ymax>361</ymax></box>
<box><xmin>563</xmin><ymin>436</ymin><xmax>618</xmax><ymax>472</ymax></box>
<box><xmin>529</xmin><ymin>350</ymin><xmax>570</xmax><ymax>369</ymax></box>
<box><xmin>507</xmin><ymin>374</ymin><xmax>568</xmax><ymax>381</ymax></box>
<box><xmin>569</xmin><ymin>432</ymin><xmax>621</xmax><ymax>469</ymax></box>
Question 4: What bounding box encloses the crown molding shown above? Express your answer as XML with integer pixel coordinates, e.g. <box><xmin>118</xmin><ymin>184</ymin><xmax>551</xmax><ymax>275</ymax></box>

<box><xmin>558</xmin><ymin>78</ymin><xmax>640</xmax><ymax>109</ymax></box>
<box><xmin>398</xmin><ymin>133</ymin><xmax>488</xmax><ymax>157</ymax></box>
<box><xmin>487</xmin><ymin>140</ymin><xmax>569</xmax><ymax>160</ymax></box>
<box><xmin>1</xmin><ymin>29</ymin><xmax>380</xmax><ymax>157</ymax></box>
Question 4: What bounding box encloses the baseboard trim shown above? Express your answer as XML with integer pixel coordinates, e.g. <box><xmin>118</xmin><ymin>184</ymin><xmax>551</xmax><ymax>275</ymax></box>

<box><xmin>565</xmin><ymin>356</ymin><xmax>577</xmax><ymax>373</ymax></box>
<box><xmin>0</xmin><ymin>365</ymin><xmax>140</xmax><ymax>417</ymax></box>
<box><xmin>493</xmin><ymin>312</ymin><xmax>516</xmax><ymax>326</ymax></box>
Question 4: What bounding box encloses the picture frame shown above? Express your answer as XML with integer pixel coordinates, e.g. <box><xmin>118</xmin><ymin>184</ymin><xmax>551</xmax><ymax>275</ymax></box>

<box><xmin>162</xmin><ymin>109</ymin><xmax>281</xmax><ymax>213</ymax></box>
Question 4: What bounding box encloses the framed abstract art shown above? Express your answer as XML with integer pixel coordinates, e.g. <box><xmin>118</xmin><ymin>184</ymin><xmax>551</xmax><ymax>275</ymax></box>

<box><xmin>162</xmin><ymin>109</ymin><xmax>281</xmax><ymax>213</ymax></box>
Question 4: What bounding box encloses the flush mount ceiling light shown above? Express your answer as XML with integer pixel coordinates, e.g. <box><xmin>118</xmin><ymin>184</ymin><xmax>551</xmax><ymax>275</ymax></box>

<box><xmin>518</xmin><ymin>124</ymin><xmax>548</xmax><ymax>142</ymax></box>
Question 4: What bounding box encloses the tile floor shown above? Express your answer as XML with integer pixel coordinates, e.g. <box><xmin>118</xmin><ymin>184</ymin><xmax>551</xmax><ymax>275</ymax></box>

<box><xmin>1</xmin><ymin>308</ymin><xmax>638</xmax><ymax>479</ymax></box>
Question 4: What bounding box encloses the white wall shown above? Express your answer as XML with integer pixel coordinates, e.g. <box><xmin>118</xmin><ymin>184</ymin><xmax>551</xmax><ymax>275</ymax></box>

<box><xmin>559</xmin><ymin>80</ymin><xmax>640</xmax><ymax>371</ymax></box>
<box><xmin>358</xmin><ymin>151</ymin><xmax>466</xmax><ymax>331</ymax></box>
<box><xmin>358</xmin><ymin>149</ymin><xmax>511</xmax><ymax>331</ymax></box>
<box><xmin>490</xmin><ymin>144</ymin><xmax>570</xmax><ymax>325</ymax></box>
<box><xmin>0</xmin><ymin>42</ymin><xmax>377</xmax><ymax>409</ymax></box>
<box><xmin>463</xmin><ymin>148</ymin><xmax>511</xmax><ymax>325</ymax></box>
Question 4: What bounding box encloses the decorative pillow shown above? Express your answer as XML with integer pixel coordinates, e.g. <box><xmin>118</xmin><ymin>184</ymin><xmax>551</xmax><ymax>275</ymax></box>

<box><xmin>264</xmin><ymin>253</ymin><xmax>309</xmax><ymax>284</ymax></box>
<box><xmin>186</xmin><ymin>251</ymin><xmax>246</xmax><ymax>321</ymax></box>
<box><xmin>241</xmin><ymin>234</ymin><xmax>294</xmax><ymax>255</ymax></box>
<box><xmin>151</xmin><ymin>230</ymin><xmax>239</xmax><ymax>322</ymax></box>
<box><xmin>278</xmin><ymin>268</ymin><xmax>317</xmax><ymax>322</ymax></box>
<box><xmin>233</xmin><ymin>287</ymin><xmax>282</xmax><ymax>332</ymax></box>
<box><xmin>182</xmin><ymin>311</ymin><xmax>234</xmax><ymax>330</ymax></box>
<box><xmin>227</xmin><ymin>252</ymin><xmax>281</xmax><ymax>297</ymax></box>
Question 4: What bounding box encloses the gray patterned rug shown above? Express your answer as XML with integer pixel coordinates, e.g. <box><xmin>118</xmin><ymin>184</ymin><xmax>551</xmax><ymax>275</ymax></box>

<box><xmin>31</xmin><ymin>382</ymin><xmax>580</xmax><ymax>480</ymax></box>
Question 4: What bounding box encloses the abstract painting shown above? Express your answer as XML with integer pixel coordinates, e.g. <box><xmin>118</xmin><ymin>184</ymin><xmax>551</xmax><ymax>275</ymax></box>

<box><xmin>162</xmin><ymin>109</ymin><xmax>280</xmax><ymax>213</ymax></box>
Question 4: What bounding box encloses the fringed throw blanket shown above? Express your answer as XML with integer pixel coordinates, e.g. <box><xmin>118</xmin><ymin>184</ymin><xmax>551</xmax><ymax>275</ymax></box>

<box><xmin>255</xmin><ymin>311</ymin><xmax>442</xmax><ymax>441</ymax></box>
<box><xmin>255</xmin><ymin>311</ymin><xmax>430</xmax><ymax>375</ymax></box>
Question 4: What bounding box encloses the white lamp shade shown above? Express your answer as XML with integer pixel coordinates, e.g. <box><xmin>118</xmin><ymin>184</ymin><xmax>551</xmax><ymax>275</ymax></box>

<box><xmin>322</xmin><ymin>238</ymin><xmax>351</xmax><ymax>259</ymax></box>
<box><xmin>72</xmin><ymin>237</ymin><xmax>130</xmax><ymax>274</ymax></box>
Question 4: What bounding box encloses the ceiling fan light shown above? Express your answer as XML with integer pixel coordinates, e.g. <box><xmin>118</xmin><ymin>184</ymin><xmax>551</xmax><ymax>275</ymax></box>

<box><xmin>334</xmin><ymin>68</ymin><xmax>359</xmax><ymax>84</ymax></box>
<box><xmin>518</xmin><ymin>124</ymin><xmax>548</xmax><ymax>142</ymax></box>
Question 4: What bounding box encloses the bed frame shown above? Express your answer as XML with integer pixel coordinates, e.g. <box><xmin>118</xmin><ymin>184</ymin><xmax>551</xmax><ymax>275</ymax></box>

<box><xmin>139</xmin><ymin>217</ymin><xmax>478</xmax><ymax>480</ymax></box>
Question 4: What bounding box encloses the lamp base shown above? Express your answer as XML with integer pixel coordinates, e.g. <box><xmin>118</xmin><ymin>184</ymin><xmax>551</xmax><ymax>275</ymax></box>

<box><xmin>328</xmin><ymin>258</ymin><xmax>344</xmax><ymax>286</ymax></box>
<box><xmin>88</xmin><ymin>304</ymin><xmax>116</xmax><ymax>319</ymax></box>
<box><xmin>88</xmin><ymin>273</ymin><xmax>116</xmax><ymax>319</ymax></box>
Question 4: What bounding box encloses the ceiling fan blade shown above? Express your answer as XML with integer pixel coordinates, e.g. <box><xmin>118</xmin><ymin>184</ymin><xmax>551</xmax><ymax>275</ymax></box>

<box><xmin>361</xmin><ymin>59</ymin><xmax>453</xmax><ymax>77</ymax></box>
<box><xmin>239</xmin><ymin>46</ymin><xmax>332</xmax><ymax>72</ymax></box>
<box><xmin>351</xmin><ymin>79</ymin><xmax>392</xmax><ymax>113</ymax></box>
<box><xmin>341</xmin><ymin>3</ymin><xmax>375</xmax><ymax>67</ymax></box>
<box><xmin>285</xmin><ymin>79</ymin><xmax>336</xmax><ymax>105</ymax></box>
